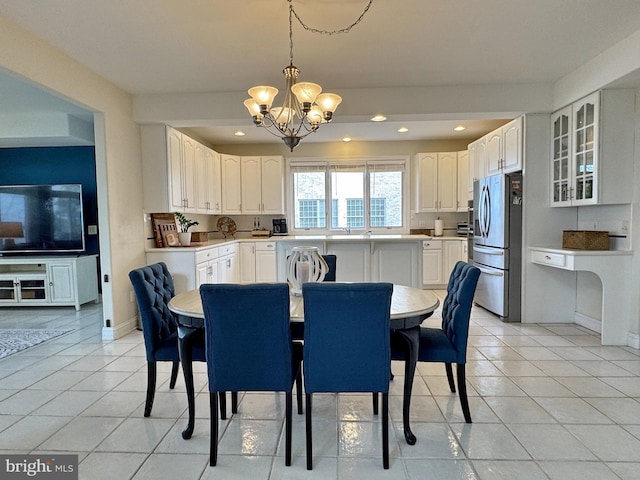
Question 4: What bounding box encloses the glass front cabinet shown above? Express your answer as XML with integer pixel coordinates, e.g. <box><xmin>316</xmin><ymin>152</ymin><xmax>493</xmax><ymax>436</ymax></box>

<box><xmin>551</xmin><ymin>92</ymin><xmax>599</xmax><ymax>207</ymax></box>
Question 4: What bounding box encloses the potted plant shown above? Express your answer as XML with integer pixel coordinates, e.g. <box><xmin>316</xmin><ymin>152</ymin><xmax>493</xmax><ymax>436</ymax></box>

<box><xmin>174</xmin><ymin>212</ymin><xmax>199</xmax><ymax>246</ymax></box>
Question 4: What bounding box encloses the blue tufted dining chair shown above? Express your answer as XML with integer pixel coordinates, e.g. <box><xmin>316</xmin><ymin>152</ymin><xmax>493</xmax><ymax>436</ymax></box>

<box><xmin>200</xmin><ymin>283</ymin><xmax>303</xmax><ymax>467</ymax></box>
<box><xmin>302</xmin><ymin>282</ymin><xmax>393</xmax><ymax>470</ymax></box>
<box><xmin>129</xmin><ymin>262</ymin><xmax>206</xmax><ymax>417</ymax></box>
<box><xmin>391</xmin><ymin>261</ymin><xmax>480</xmax><ymax>423</ymax></box>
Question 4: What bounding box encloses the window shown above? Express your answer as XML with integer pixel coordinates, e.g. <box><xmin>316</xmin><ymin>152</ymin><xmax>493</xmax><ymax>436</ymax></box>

<box><xmin>370</xmin><ymin>198</ymin><xmax>386</xmax><ymax>226</ymax></box>
<box><xmin>290</xmin><ymin>158</ymin><xmax>406</xmax><ymax>231</ymax></box>
<box><xmin>298</xmin><ymin>199</ymin><xmax>325</xmax><ymax>228</ymax></box>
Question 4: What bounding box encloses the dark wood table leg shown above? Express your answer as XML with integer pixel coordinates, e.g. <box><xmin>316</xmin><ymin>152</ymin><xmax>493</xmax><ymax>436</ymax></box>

<box><xmin>393</xmin><ymin>326</ymin><xmax>420</xmax><ymax>445</ymax></box>
<box><xmin>177</xmin><ymin>323</ymin><xmax>197</xmax><ymax>440</ymax></box>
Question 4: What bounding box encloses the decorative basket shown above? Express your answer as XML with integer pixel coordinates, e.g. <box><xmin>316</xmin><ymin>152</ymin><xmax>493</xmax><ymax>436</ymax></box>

<box><xmin>562</xmin><ymin>230</ymin><xmax>609</xmax><ymax>250</ymax></box>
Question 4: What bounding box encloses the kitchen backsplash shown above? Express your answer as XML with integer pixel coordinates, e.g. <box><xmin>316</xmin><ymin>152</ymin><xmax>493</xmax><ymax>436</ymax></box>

<box><xmin>577</xmin><ymin>204</ymin><xmax>631</xmax><ymax>250</ymax></box>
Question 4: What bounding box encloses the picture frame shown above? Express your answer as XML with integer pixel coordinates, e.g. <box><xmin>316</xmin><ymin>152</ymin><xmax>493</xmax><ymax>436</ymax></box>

<box><xmin>162</xmin><ymin>230</ymin><xmax>180</xmax><ymax>247</ymax></box>
<box><xmin>151</xmin><ymin>213</ymin><xmax>178</xmax><ymax>248</ymax></box>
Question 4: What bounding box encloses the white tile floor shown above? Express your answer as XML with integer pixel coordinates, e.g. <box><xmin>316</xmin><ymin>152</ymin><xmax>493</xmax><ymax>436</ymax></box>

<box><xmin>1</xmin><ymin>294</ymin><xmax>640</xmax><ymax>479</ymax></box>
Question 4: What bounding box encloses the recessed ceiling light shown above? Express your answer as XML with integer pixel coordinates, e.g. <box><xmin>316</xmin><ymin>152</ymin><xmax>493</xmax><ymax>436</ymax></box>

<box><xmin>454</xmin><ymin>125</ymin><xmax>466</xmax><ymax>132</ymax></box>
<box><xmin>234</xmin><ymin>130</ymin><xmax>246</xmax><ymax>136</ymax></box>
<box><xmin>397</xmin><ymin>127</ymin><xmax>409</xmax><ymax>133</ymax></box>
<box><xmin>342</xmin><ymin>136</ymin><xmax>352</xmax><ymax>142</ymax></box>
<box><xmin>370</xmin><ymin>115</ymin><xmax>387</xmax><ymax>122</ymax></box>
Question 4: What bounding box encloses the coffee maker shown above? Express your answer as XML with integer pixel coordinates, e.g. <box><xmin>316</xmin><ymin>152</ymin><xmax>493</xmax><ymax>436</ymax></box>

<box><xmin>272</xmin><ymin>218</ymin><xmax>288</xmax><ymax>236</ymax></box>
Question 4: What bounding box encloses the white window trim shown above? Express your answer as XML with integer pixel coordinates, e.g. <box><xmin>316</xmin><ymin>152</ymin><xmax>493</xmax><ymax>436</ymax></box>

<box><xmin>286</xmin><ymin>155</ymin><xmax>410</xmax><ymax>235</ymax></box>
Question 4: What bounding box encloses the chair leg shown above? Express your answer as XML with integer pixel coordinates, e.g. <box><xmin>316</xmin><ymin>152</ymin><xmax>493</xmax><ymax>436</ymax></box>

<box><xmin>219</xmin><ymin>392</ymin><xmax>227</xmax><ymax>419</ymax></box>
<box><xmin>231</xmin><ymin>392</ymin><xmax>238</xmax><ymax>414</ymax></box>
<box><xmin>445</xmin><ymin>363</ymin><xmax>456</xmax><ymax>393</ymax></box>
<box><xmin>305</xmin><ymin>393</ymin><xmax>313</xmax><ymax>470</ymax></box>
<box><xmin>456</xmin><ymin>364</ymin><xmax>472</xmax><ymax>423</ymax></box>
<box><xmin>285</xmin><ymin>391</ymin><xmax>293</xmax><ymax>466</ymax></box>
<box><xmin>382</xmin><ymin>392</ymin><xmax>389</xmax><ymax>469</ymax></box>
<box><xmin>372</xmin><ymin>392</ymin><xmax>379</xmax><ymax>415</ymax></box>
<box><xmin>144</xmin><ymin>361</ymin><xmax>157</xmax><ymax>417</ymax></box>
<box><xmin>210</xmin><ymin>392</ymin><xmax>219</xmax><ymax>466</ymax></box>
<box><xmin>169</xmin><ymin>361</ymin><xmax>180</xmax><ymax>389</ymax></box>
<box><xmin>296</xmin><ymin>368</ymin><xmax>303</xmax><ymax>414</ymax></box>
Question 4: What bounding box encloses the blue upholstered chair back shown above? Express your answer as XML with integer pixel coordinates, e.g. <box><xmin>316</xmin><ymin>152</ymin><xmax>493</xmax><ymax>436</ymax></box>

<box><xmin>302</xmin><ymin>282</ymin><xmax>393</xmax><ymax>393</ymax></box>
<box><xmin>200</xmin><ymin>283</ymin><xmax>294</xmax><ymax>393</ymax></box>
<box><xmin>128</xmin><ymin>262</ymin><xmax>178</xmax><ymax>362</ymax></box>
<box><xmin>440</xmin><ymin>261</ymin><xmax>481</xmax><ymax>363</ymax></box>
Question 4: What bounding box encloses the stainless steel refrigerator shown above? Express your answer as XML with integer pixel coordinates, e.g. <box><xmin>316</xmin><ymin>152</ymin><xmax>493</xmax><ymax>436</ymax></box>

<box><xmin>472</xmin><ymin>172</ymin><xmax>522</xmax><ymax>322</ymax></box>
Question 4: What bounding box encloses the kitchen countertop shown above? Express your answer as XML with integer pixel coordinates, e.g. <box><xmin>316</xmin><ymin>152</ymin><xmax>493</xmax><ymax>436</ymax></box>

<box><xmin>146</xmin><ymin>233</ymin><xmax>468</xmax><ymax>252</ymax></box>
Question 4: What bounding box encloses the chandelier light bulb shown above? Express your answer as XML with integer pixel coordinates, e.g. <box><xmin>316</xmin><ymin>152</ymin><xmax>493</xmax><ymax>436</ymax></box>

<box><xmin>248</xmin><ymin>86</ymin><xmax>279</xmax><ymax>111</ymax></box>
<box><xmin>291</xmin><ymin>82</ymin><xmax>322</xmax><ymax>106</ymax></box>
<box><xmin>243</xmin><ymin>98</ymin><xmax>261</xmax><ymax>116</ymax></box>
<box><xmin>316</xmin><ymin>93</ymin><xmax>342</xmax><ymax>114</ymax></box>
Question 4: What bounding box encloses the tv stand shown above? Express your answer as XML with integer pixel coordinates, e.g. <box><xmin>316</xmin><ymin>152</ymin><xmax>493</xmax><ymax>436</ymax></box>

<box><xmin>0</xmin><ymin>255</ymin><xmax>99</xmax><ymax>310</ymax></box>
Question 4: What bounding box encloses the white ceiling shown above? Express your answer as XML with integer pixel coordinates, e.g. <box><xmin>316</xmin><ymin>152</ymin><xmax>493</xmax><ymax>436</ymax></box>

<box><xmin>2</xmin><ymin>0</ymin><xmax>640</xmax><ymax>146</ymax></box>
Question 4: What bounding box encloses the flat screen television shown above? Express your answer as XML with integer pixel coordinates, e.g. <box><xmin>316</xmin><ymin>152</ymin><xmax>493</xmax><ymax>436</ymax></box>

<box><xmin>0</xmin><ymin>184</ymin><xmax>85</xmax><ymax>255</ymax></box>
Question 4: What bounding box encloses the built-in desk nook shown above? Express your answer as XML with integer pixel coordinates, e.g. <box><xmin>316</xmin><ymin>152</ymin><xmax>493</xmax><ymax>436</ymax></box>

<box><xmin>529</xmin><ymin>246</ymin><xmax>632</xmax><ymax>345</ymax></box>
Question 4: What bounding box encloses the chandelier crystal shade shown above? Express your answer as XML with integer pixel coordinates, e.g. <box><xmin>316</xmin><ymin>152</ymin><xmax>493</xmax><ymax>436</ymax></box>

<box><xmin>243</xmin><ymin>0</ymin><xmax>346</xmax><ymax>151</ymax></box>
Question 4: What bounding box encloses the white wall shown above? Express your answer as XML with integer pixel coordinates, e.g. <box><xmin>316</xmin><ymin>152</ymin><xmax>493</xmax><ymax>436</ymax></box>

<box><xmin>0</xmin><ymin>15</ymin><xmax>145</xmax><ymax>338</ymax></box>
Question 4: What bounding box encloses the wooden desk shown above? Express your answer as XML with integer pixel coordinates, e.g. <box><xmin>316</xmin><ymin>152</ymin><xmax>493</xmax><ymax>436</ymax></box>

<box><xmin>169</xmin><ymin>284</ymin><xmax>439</xmax><ymax>445</ymax></box>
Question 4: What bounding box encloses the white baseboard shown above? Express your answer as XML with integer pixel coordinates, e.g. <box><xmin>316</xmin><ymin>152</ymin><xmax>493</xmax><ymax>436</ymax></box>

<box><xmin>101</xmin><ymin>315</ymin><xmax>138</xmax><ymax>341</ymax></box>
<box><xmin>574</xmin><ymin>312</ymin><xmax>601</xmax><ymax>334</ymax></box>
<box><xmin>627</xmin><ymin>332</ymin><xmax>640</xmax><ymax>350</ymax></box>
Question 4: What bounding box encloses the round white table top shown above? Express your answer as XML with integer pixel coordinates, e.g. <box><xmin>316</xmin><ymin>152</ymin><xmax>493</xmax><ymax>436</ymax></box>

<box><xmin>168</xmin><ymin>284</ymin><xmax>439</xmax><ymax>322</ymax></box>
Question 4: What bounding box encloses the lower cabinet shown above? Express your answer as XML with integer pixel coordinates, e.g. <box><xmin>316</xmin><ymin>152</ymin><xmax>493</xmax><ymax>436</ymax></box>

<box><xmin>423</xmin><ymin>239</ymin><xmax>468</xmax><ymax>287</ymax></box>
<box><xmin>371</xmin><ymin>242</ymin><xmax>421</xmax><ymax>287</ymax></box>
<box><xmin>240</xmin><ymin>242</ymin><xmax>277</xmax><ymax>284</ymax></box>
<box><xmin>0</xmin><ymin>255</ymin><xmax>99</xmax><ymax>310</ymax></box>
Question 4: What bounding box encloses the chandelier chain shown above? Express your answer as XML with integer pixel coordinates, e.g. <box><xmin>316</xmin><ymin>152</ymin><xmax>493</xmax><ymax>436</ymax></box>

<box><xmin>288</xmin><ymin>0</ymin><xmax>374</xmax><ymax>36</ymax></box>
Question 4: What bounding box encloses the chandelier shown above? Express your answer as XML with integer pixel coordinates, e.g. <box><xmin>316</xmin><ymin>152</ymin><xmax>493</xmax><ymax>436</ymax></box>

<box><xmin>243</xmin><ymin>0</ymin><xmax>373</xmax><ymax>151</ymax></box>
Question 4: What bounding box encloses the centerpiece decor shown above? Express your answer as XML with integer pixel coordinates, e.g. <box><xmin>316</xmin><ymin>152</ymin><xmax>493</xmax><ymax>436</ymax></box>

<box><xmin>286</xmin><ymin>246</ymin><xmax>328</xmax><ymax>296</ymax></box>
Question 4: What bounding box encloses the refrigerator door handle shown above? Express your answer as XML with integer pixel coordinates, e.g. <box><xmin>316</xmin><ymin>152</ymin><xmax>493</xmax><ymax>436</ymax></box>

<box><xmin>475</xmin><ymin>265</ymin><xmax>504</xmax><ymax>276</ymax></box>
<box><xmin>474</xmin><ymin>246</ymin><xmax>504</xmax><ymax>256</ymax></box>
<box><xmin>482</xmin><ymin>185</ymin><xmax>491</xmax><ymax>237</ymax></box>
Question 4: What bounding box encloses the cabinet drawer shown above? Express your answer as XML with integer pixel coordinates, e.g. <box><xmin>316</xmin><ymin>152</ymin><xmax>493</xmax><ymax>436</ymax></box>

<box><xmin>256</xmin><ymin>242</ymin><xmax>276</xmax><ymax>251</ymax></box>
<box><xmin>219</xmin><ymin>243</ymin><xmax>237</xmax><ymax>256</ymax></box>
<box><xmin>422</xmin><ymin>240</ymin><xmax>442</xmax><ymax>250</ymax></box>
<box><xmin>531</xmin><ymin>250</ymin><xmax>566</xmax><ymax>267</ymax></box>
<box><xmin>196</xmin><ymin>247</ymin><xmax>218</xmax><ymax>264</ymax></box>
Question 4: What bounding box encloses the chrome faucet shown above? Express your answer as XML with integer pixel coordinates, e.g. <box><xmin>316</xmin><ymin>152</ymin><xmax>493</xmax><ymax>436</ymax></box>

<box><xmin>343</xmin><ymin>227</ymin><xmax>351</xmax><ymax>235</ymax></box>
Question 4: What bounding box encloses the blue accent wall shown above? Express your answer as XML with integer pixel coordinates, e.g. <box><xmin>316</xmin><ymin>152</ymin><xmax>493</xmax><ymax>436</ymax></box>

<box><xmin>0</xmin><ymin>146</ymin><xmax>99</xmax><ymax>255</ymax></box>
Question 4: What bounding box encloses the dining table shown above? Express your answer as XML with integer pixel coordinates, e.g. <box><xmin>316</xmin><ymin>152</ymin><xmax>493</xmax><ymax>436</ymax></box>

<box><xmin>168</xmin><ymin>283</ymin><xmax>439</xmax><ymax>445</ymax></box>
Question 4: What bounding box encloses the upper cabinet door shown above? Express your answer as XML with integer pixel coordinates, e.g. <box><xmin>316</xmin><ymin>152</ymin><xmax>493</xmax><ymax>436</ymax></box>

<box><xmin>180</xmin><ymin>135</ymin><xmax>198</xmax><ymax>212</ymax></box>
<box><xmin>550</xmin><ymin>105</ymin><xmax>573</xmax><ymax>207</ymax></box>
<box><xmin>457</xmin><ymin>150</ymin><xmax>469</xmax><ymax>211</ymax></box>
<box><xmin>485</xmin><ymin>130</ymin><xmax>502</xmax><ymax>176</ymax></box>
<box><xmin>437</xmin><ymin>152</ymin><xmax>458</xmax><ymax>212</ymax></box>
<box><xmin>241</xmin><ymin>156</ymin><xmax>262</xmax><ymax>215</ymax></box>
<box><xmin>221</xmin><ymin>154</ymin><xmax>242</xmax><ymax>214</ymax></box>
<box><xmin>166</xmin><ymin>127</ymin><xmax>185</xmax><ymax>211</ymax></box>
<box><xmin>502</xmin><ymin>117</ymin><xmax>523</xmax><ymax>173</ymax></box>
<box><xmin>261</xmin><ymin>156</ymin><xmax>285</xmax><ymax>214</ymax></box>
<box><xmin>571</xmin><ymin>92</ymin><xmax>599</xmax><ymax>205</ymax></box>
<box><xmin>416</xmin><ymin>153</ymin><xmax>438</xmax><ymax>212</ymax></box>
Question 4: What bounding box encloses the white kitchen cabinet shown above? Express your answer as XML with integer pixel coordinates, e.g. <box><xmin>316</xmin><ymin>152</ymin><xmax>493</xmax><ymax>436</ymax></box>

<box><xmin>196</xmin><ymin>247</ymin><xmax>220</xmax><ymax>287</ymax></box>
<box><xmin>443</xmin><ymin>239</ymin><xmax>466</xmax><ymax>279</ymax></box>
<box><xmin>486</xmin><ymin>117</ymin><xmax>523</xmax><ymax>176</ymax></box>
<box><xmin>422</xmin><ymin>240</ymin><xmax>443</xmax><ymax>285</ymax></box>
<box><xmin>371</xmin><ymin>241</ymin><xmax>420</xmax><ymax>287</ymax></box>
<box><xmin>0</xmin><ymin>256</ymin><xmax>98</xmax><ymax>310</ymax></box>
<box><xmin>550</xmin><ymin>90</ymin><xmax>635</xmax><ymax>207</ymax></box>
<box><xmin>325</xmin><ymin>242</ymin><xmax>370</xmax><ymax>282</ymax></box>
<box><xmin>196</xmin><ymin>147</ymin><xmax>222</xmax><ymax>214</ymax></box>
<box><xmin>221</xmin><ymin>154</ymin><xmax>242</xmax><ymax>214</ymax></box>
<box><xmin>457</xmin><ymin>150</ymin><xmax>469</xmax><ymax>211</ymax></box>
<box><xmin>255</xmin><ymin>242</ymin><xmax>277</xmax><ymax>282</ymax></box>
<box><xmin>416</xmin><ymin>152</ymin><xmax>457</xmax><ymax>213</ymax></box>
<box><xmin>218</xmin><ymin>243</ymin><xmax>239</xmax><ymax>283</ymax></box>
<box><xmin>467</xmin><ymin>137</ymin><xmax>486</xmax><ymax>194</ymax></box>
<box><xmin>239</xmin><ymin>242</ymin><xmax>256</xmax><ymax>284</ymax></box>
<box><xmin>241</xmin><ymin>156</ymin><xmax>285</xmax><ymax>215</ymax></box>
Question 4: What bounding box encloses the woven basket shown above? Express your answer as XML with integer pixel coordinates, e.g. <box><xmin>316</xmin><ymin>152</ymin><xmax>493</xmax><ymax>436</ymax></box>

<box><xmin>562</xmin><ymin>230</ymin><xmax>609</xmax><ymax>250</ymax></box>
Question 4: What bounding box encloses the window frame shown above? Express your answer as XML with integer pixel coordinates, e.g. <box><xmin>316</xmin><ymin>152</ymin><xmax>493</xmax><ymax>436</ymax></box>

<box><xmin>287</xmin><ymin>156</ymin><xmax>410</xmax><ymax>235</ymax></box>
